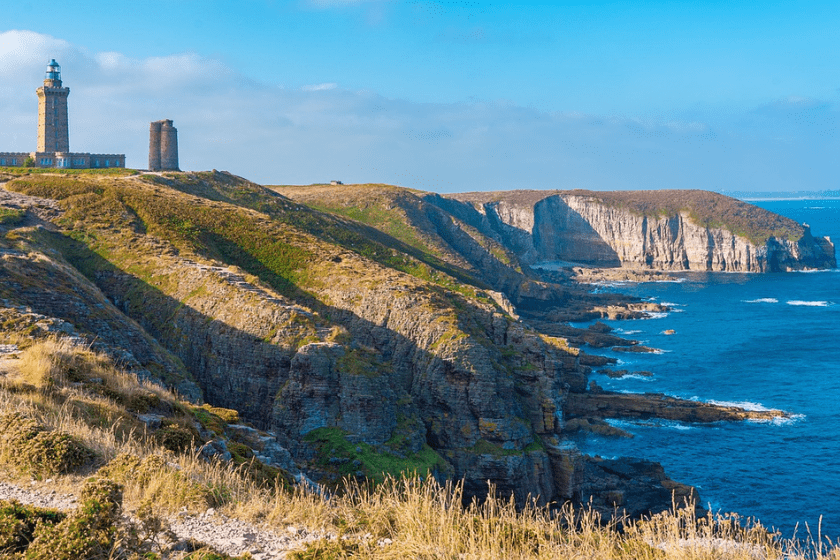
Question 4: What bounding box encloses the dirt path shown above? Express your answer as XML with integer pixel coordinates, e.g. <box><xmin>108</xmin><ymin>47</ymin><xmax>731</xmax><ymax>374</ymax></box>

<box><xmin>0</xmin><ymin>477</ymin><xmax>324</xmax><ymax>559</ymax></box>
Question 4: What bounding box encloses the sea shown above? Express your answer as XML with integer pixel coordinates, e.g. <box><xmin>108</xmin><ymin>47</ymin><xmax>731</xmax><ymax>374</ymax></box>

<box><xmin>569</xmin><ymin>199</ymin><xmax>840</xmax><ymax>538</ymax></box>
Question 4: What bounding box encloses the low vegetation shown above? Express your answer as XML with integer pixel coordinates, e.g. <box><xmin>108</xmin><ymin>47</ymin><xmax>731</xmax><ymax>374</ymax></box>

<box><xmin>0</xmin><ymin>208</ymin><xmax>25</xmax><ymax>226</ymax></box>
<box><xmin>0</xmin><ymin>166</ymin><xmax>138</xmax><ymax>177</ymax></box>
<box><xmin>0</xmin><ymin>340</ymin><xmax>837</xmax><ymax>558</ymax></box>
<box><xmin>304</xmin><ymin>426</ymin><xmax>450</xmax><ymax>485</ymax></box>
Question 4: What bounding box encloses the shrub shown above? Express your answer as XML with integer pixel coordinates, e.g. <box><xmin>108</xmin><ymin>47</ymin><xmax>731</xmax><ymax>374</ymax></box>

<box><xmin>0</xmin><ymin>500</ymin><xmax>65</xmax><ymax>554</ymax></box>
<box><xmin>156</xmin><ymin>423</ymin><xmax>199</xmax><ymax>453</ymax></box>
<box><xmin>25</xmin><ymin>478</ymin><xmax>123</xmax><ymax>560</ymax></box>
<box><xmin>0</xmin><ymin>412</ymin><xmax>96</xmax><ymax>476</ymax></box>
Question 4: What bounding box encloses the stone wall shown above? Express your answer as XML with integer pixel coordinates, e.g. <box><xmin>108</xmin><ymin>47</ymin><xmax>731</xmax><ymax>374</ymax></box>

<box><xmin>0</xmin><ymin>152</ymin><xmax>125</xmax><ymax>169</ymax></box>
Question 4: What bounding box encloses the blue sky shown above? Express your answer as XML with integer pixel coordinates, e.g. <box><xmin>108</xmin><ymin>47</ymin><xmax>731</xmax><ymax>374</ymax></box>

<box><xmin>1</xmin><ymin>1</ymin><xmax>839</xmax><ymax>192</ymax></box>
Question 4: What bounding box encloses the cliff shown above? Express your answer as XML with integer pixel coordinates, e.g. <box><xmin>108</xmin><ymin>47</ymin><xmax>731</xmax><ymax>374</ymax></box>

<box><xmin>436</xmin><ymin>189</ymin><xmax>836</xmax><ymax>272</ymax></box>
<box><xmin>1</xmin><ymin>172</ymin><xmax>591</xmax><ymax>511</ymax></box>
<box><xmin>0</xmin><ymin>172</ymin><xmax>812</xmax><ymax>522</ymax></box>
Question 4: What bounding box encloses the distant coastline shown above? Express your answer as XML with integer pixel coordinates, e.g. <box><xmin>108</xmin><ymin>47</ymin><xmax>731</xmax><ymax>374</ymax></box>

<box><xmin>721</xmin><ymin>189</ymin><xmax>840</xmax><ymax>201</ymax></box>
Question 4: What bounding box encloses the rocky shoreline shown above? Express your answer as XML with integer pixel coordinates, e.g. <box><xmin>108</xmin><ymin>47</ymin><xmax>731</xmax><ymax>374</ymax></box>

<box><xmin>565</xmin><ymin>390</ymin><xmax>790</xmax><ymax>424</ymax></box>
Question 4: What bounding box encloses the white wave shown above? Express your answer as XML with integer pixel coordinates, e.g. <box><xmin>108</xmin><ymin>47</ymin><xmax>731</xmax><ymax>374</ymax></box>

<box><xmin>786</xmin><ymin>300</ymin><xmax>831</xmax><ymax>307</ymax></box>
<box><xmin>659</xmin><ymin>302</ymin><xmax>684</xmax><ymax>307</ymax></box>
<box><xmin>748</xmin><ymin>413</ymin><xmax>806</xmax><ymax>426</ymax></box>
<box><xmin>604</xmin><ymin>419</ymin><xmax>635</xmax><ymax>429</ymax></box>
<box><xmin>617</xmin><ymin>418</ymin><xmax>697</xmax><ymax>431</ymax></box>
<box><xmin>615</xmin><ymin>329</ymin><xmax>642</xmax><ymax>335</ymax></box>
<box><xmin>616</xmin><ymin>374</ymin><xmax>655</xmax><ymax>382</ymax></box>
<box><xmin>643</xmin><ymin>312</ymin><xmax>669</xmax><ymax>320</ymax></box>
<box><xmin>707</xmin><ymin>400</ymin><xmax>770</xmax><ymax>412</ymax></box>
<box><xmin>743</xmin><ymin>298</ymin><xmax>779</xmax><ymax>304</ymax></box>
<box><xmin>649</xmin><ymin>277</ymin><xmax>688</xmax><ymax>284</ymax></box>
<box><xmin>658</xmin><ymin>420</ymin><xmax>697</xmax><ymax>431</ymax></box>
<box><xmin>591</xmin><ymin>281</ymin><xmax>631</xmax><ymax>288</ymax></box>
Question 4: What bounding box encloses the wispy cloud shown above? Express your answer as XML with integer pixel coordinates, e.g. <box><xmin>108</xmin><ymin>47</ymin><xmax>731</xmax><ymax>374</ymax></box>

<box><xmin>1</xmin><ymin>30</ymin><xmax>837</xmax><ymax>193</ymax></box>
<box><xmin>301</xmin><ymin>82</ymin><xmax>338</xmax><ymax>91</ymax></box>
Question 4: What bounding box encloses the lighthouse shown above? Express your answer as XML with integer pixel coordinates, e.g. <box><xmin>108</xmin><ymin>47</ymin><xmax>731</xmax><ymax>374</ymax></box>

<box><xmin>36</xmin><ymin>59</ymin><xmax>70</xmax><ymax>153</ymax></box>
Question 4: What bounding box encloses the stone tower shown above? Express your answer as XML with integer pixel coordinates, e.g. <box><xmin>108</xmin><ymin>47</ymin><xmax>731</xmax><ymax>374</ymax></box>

<box><xmin>149</xmin><ymin>119</ymin><xmax>179</xmax><ymax>171</ymax></box>
<box><xmin>36</xmin><ymin>59</ymin><xmax>70</xmax><ymax>153</ymax></box>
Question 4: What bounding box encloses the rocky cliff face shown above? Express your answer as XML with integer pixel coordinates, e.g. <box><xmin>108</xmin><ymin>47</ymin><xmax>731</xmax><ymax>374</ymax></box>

<box><xmin>0</xmin><ymin>173</ymin><xmax>604</xmax><ymax>510</ymax></box>
<box><xmin>5</xmin><ymin>173</ymin><xmax>817</xmax><ymax>522</ymax></box>
<box><xmin>437</xmin><ymin>191</ymin><xmax>836</xmax><ymax>272</ymax></box>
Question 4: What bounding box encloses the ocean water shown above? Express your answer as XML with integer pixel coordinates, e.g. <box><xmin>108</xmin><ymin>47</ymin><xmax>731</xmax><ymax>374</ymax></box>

<box><xmin>571</xmin><ymin>199</ymin><xmax>840</xmax><ymax>537</ymax></box>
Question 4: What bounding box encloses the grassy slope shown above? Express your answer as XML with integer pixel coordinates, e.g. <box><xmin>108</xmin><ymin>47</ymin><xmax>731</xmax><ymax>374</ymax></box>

<box><xmin>449</xmin><ymin>188</ymin><xmax>805</xmax><ymax>244</ymax></box>
<box><xmin>271</xmin><ymin>183</ymin><xmax>523</xmax><ymax>277</ymax></box>
<box><xmin>5</xmin><ymin>171</ymin><xmax>501</xmax><ymax>313</ymax></box>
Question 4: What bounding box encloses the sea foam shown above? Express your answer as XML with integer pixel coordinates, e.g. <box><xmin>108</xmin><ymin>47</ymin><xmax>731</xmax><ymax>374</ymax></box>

<box><xmin>743</xmin><ymin>298</ymin><xmax>779</xmax><ymax>303</ymax></box>
<box><xmin>786</xmin><ymin>300</ymin><xmax>831</xmax><ymax>307</ymax></box>
<box><xmin>707</xmin><ymin>400</ymin><xmax>770</xmax><ymax>412</ymax></box>
<box><xmin>644</xmin><ymin>312</ymin><xmax>669</xmax><ymax>320</ymax></box>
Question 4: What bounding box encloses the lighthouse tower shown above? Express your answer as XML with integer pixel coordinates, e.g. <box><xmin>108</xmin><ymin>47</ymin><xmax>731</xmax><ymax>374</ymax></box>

<box><xmin>36</xmin><ymin>59</ymin><xmax>70</xmax><ymax>153</ymax></box>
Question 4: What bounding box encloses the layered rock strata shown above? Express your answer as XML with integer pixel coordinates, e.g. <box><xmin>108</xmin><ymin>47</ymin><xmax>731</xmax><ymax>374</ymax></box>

<box><xmin>433</xmin><ymin>191</ymin><xmax>835</xmax><ymax>272</ymax></box>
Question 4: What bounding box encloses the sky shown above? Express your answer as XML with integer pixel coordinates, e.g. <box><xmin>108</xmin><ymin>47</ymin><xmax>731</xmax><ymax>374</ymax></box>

<box><xmin>1</xmin><ymin>0</ymin><xmax>839</xmax><ymax>193</ymax></box>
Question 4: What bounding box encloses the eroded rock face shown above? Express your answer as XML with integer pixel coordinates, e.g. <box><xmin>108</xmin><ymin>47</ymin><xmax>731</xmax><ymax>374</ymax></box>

<box><xmin>436</xmin><ymin>191</ymin><xmax>836</xmax><ymax>272</ymax></box>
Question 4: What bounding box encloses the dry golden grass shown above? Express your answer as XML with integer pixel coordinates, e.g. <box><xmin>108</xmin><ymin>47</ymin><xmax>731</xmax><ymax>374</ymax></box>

<box><xmin>1</xmin><ymin>340</ymin><xmax>839</xmax><ymax>559</ymax></box>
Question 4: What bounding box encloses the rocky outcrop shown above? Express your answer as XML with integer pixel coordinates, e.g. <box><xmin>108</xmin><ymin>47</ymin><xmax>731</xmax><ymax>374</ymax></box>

<box><xmin>434</xmin><ymin>191</ymin><xmax>836</xmax><ymax>272</ymax></box>
<box><xmin>581</xmin><ymin>457</ymin><xmax>704</xmax><ymax>519</ymax></box>
<box><xmin>565</xmin><ymin>391</ymin><xmax>790</xmax><ymax>423</ymax></box>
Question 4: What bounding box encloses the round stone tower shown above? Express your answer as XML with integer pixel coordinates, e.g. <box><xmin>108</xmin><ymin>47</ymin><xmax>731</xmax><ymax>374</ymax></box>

<box><xmin>160</xmin><ymin>120</ymin><xmax>179</xmax><ymax>171</ymax></box>
<box><xmin>36</xmin><ymin>59</ymin><xmax>70</xmax><ymax>153</ymax></box>
<box><xmin>148</xmin><ymin>119</ymin><xmax>179</xmax><ymax>171</ymax></box>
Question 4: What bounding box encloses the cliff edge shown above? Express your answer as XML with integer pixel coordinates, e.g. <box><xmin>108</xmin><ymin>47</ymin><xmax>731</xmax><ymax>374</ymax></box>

<box><xmin>436</xmin><ymin>189</ymin><xmax>835</xmax><ymax>272</ymax></box>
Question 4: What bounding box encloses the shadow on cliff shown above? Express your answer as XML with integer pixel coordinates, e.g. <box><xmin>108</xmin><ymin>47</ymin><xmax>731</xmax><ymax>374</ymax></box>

<box><xmin>424</xmin><ymin>193</ymin><xmax>622</xmax><ymax>269</ymax></box>
<box><xmin>531</xmin><ymin>196</ymin><xmax>622</xmax><ymax>267</ymax></box>
<box><xmin>32</xmin><ymin>229</ymin><xmax>573</xmax><ymax>509</ymax></box>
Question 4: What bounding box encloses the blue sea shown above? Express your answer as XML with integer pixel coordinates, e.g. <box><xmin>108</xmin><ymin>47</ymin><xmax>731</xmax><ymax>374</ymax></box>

<box><xmin>571</xmin><ymin>199</ymin><xmax>840</xmax><ymax>537</ymax></box>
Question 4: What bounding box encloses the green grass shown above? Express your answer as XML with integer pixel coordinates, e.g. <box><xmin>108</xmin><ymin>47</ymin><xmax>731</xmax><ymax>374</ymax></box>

<box><xmin>7</xmin><ymin>173</ymin><xmax>504</xmax><ymax>351</ymax></box>
<box><xmin>304</xmin><ymin>427</ymin><xmax>450</xmax><ymax>484</ymax></box>
<box><xmin>0</xmin><ymin>207</ymin><xmax>25</xmax><ymax>226</ymax></box>
<box><xmin>335</xmin><ymin>348</ymin><xmax>390</xmax><ymax>378</ymax></box>
<box><xmin>307</xmin><ymin>200</ymin><xmax>434</xmax><ymax>255</ymax></box>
